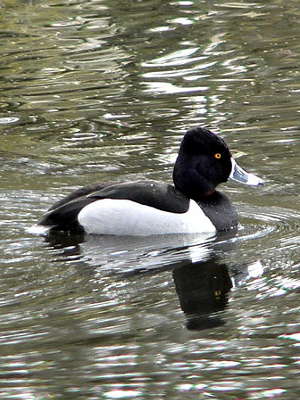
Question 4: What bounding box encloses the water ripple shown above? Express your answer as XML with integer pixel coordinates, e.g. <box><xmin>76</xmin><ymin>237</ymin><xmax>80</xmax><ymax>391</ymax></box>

<box><xmin>0</xmin><ymin>0</ymin><xmax>300</xmax><ymax>397</ymax></box>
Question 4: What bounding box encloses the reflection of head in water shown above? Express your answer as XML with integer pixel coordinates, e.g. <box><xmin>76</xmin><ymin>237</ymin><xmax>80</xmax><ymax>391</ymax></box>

<box><xmin>173</xmin><ymin>258</ymin><xmax>232</xmax><ymax>330</ymax></box>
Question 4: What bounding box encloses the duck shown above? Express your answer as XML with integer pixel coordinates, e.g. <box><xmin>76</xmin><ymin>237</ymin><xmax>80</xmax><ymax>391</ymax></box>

<box><xmin>38</xmin><ymin>127</ymin><xmax>264</xmax><ymax>236</ymax></box>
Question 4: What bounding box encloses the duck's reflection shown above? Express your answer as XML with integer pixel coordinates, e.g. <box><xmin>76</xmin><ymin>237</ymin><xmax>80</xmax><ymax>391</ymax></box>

<box><xmin>43</xmin><ymin>229</ymin><xmax>263</xmax><ymax>331</ymax></box>
<box><xmin>173</xmin><ymin>259</ymin><xmax>232</xmax><ymax>330</ymax></box>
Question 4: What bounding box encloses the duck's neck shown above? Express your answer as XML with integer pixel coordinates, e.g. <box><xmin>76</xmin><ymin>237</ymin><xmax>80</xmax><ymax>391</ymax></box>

<box><xmin>199</xmin><ymin>189</ymin><xmax>216</xmax><ymax>198</ymax></box>
<box><xmin>173</xmin><ymin>175</ymin><xmax>216</xmax><ymax>202</ymax></box>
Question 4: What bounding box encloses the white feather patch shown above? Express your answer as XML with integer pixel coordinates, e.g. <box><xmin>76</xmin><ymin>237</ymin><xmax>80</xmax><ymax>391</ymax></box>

<box><xmin>78</xmin><ymin>199</ymin><xmax>216</xmax><ymax>236</ymax></box>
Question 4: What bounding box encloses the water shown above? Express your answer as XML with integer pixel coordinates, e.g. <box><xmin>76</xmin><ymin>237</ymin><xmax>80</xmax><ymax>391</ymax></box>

<box><xmin>0</xmin><ymin>0</ymin><xmax>299</xmax><ymax>398</ymax></box>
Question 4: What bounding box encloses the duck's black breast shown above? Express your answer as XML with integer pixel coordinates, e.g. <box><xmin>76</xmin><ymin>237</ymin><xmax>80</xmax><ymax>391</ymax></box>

<box><xmin>198</xmin><ymin>191</ymin><xmax>238</xmax><ymax>231</ymax></box>
<box><xmin>39</xmin><ymin>181</ymin><xmax>190</xmax><ymax>232</ymax></box>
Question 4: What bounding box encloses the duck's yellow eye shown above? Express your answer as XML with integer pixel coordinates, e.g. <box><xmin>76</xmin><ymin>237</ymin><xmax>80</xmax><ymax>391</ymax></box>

<box><xmin>214</xmin><ymin>153</ymin><xmax>222</xmax><ymax>159</ymax></box>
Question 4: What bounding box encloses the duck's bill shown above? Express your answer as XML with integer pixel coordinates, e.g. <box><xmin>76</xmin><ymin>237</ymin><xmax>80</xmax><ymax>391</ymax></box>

<box><xmin>230</xmin><ymin>158</ymin><xmax>264</xmax><ymax>186</ymax></box>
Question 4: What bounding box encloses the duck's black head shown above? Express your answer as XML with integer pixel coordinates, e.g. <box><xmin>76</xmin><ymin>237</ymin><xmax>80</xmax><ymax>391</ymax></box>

<box><xmin>173</xmin><ymin>127</ymin><xmax>233</xmax><ymax>200</ymax></box>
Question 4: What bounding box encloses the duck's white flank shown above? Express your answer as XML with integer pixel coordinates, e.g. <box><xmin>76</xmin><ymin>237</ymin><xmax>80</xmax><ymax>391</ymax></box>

<box><xmin>78</xmin><ymin>198</ymin><xmax>216</xmax><ymax>236</ymax></box>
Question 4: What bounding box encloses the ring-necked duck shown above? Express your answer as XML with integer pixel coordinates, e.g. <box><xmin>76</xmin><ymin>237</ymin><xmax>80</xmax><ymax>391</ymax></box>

<box><xmin>38</xmin><ymin>127</ymin><xmax>264</xmax><ymax>236</ymax></box>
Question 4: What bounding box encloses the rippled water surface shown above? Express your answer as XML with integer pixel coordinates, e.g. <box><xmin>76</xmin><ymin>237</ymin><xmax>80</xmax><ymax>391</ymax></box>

<box><xmin>0</xmin><ymin>0</ymin><xmax>299</xmax><ymax>399</ymax></box>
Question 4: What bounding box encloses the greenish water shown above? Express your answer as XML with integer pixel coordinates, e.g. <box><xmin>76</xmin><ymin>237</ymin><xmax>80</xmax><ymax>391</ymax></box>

<box><xmin>0</xmin><ymin>0</ymin><xmax>299</xmax><ymax>399</ymax></box>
